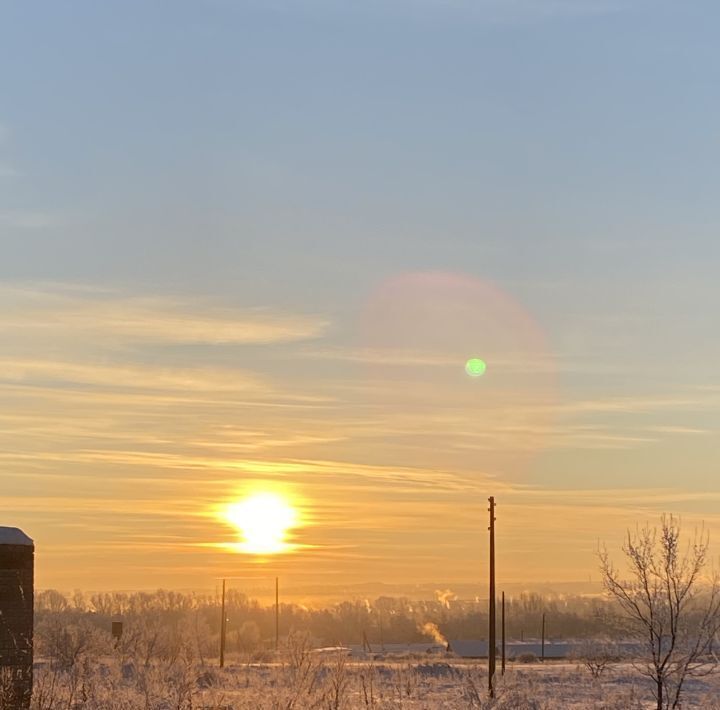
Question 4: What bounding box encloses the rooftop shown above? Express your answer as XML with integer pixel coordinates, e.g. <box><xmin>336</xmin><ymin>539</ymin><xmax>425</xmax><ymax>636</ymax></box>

<box><xmin>0</xmin><ymin>527</ymin><xmax>34</xmax><ymax>546</ymax></box>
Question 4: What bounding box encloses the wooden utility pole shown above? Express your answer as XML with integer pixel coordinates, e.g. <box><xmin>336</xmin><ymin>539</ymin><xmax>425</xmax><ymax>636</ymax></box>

<box><xmin>541</xmin><ymin>612</ymin><xmax>546</xmax><ymax>663</ymax></box>
<box><xmin>501</xmin><ymin>591</ymin><xmax>506</xmax><ymax>675</ymax></box>
<box><xmin>275</xmin><ymin>576</ymin><xmax>280</xmax><ymax>651</ymax></box>
<box><xmin>219</xmin><ymin>578</ymin><xmax>227</xmax><ymax>668</ymax></box>
<box><xmin>488</xmin><ymin>496</ymin><xmax>496</xmax><ymax>697</ymax></box>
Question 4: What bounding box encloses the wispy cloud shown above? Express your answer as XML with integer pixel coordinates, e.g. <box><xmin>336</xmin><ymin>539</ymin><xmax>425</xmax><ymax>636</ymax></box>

<box><xmin>302</xmin><ymin>345</ymin><xmax>561</xmax><ymax>372</ymax></box>
<box><xmin>239</xmin><ymin>0</ymin><xmax>634</xmax><ymax>21</ymax></box>
<box><xmin>0</xmin><ymin>210</ymin><xmax>55</xmax><ymax>229</ymax></box>
<box><xmin>0</xmin><ymin>283</ymin><xmax>329</xmax><ymax>345</ymax></box>
<box><xmin>0</xmin><ymin>357</ymin><xmax>264</xmax><ymax>393</ymax></box>
<box><xmin>486</xmin><ymin>0</ymin><xmax>635</xmax><ymax>17</ymax></box>
<box><xmin>642</xmin><ymin>425</ymin><xmax>711</xmax><ymax>436</ymax></box>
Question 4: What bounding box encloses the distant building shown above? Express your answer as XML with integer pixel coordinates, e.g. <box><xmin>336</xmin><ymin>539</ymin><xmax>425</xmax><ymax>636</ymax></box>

<box><xmin>0</xmin><ymin>527</ymin><xmax>34</xmax><ymax>709</ymax></box>
<box><xmin>447</xmin><ymin>640</ymin><xmax>489</xmax><ymax>658</ymax></box>
<box><xmin>449</xmin><ymin>639</ymin><xmax>573</xmax><ymax>659</ymax></box>
<box><xmin>505</xmin><ymin>641</ymin><xmax>573</xmax><ymax>659</ymax></box>
<box><xmin>448</xmin><ymin>639</ymin><xmax>642</xmax><ymax>660</ymax></box>
<box><xmin>347</xmin><ymin>642</ymin><xmax>446</xmax><ymax>658</ymax></box>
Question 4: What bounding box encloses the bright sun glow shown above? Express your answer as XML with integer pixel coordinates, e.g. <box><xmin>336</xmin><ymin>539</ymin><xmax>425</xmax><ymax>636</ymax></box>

<box><xmin>223</xmin><ymin>492</ymin><xmax>298</xmax><ymax>554</ymax></box>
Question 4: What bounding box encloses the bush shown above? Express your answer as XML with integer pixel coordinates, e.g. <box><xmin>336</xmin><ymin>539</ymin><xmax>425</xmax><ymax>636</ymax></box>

<box><xmin>570</xmin><ymin>638</ymin><xmax>622</xmax><ymax>678</ymax></box>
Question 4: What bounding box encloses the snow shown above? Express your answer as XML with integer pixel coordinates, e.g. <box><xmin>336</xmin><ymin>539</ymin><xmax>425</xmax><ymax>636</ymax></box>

<box><xmin>28</xmin><ymin>657</ymin><xmax>720</xmax><ymax>708</ymax></box>
<box><xmin>0</xmin><ymin>526</ymin><xmax>33</xmax><ymax>546</ymax></box>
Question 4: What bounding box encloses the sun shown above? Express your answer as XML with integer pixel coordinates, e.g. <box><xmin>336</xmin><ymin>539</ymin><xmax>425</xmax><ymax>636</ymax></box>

<box><xmin>223</xmin><ymin>492</ymin><xmax>298</xmax><ymax>554</ymax></box>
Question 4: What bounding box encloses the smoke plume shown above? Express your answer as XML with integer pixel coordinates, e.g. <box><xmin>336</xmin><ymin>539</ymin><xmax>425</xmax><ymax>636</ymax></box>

<box><xmin>435</xmin><ymin>589</ymin><xmax>456</xmax><ymax>609</ymax></box>
<box><xmin>420</xmin><ymin>622</ymin><xmax>447</xmax><ymax>646</ymax></box>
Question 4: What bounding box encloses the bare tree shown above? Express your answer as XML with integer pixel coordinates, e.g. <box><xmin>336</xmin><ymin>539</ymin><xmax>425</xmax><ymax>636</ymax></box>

<box><xmin>570</xmin><ymin>637</ymin><xmax>623</xmax><ymax>678</ymax></box>
<box><xmin>35</xmin><ymin>616</ymin><xmax>111</xmax><ymax>670</ymax></box>
<box><xmin>599</xmin><ymin>515</ymin><xmax>720</xmax><ymax>709</ymax></box>
<box><xmin>36</xmin><ymin>589</ymin><xmax>69</xmax><ymax>614</ymax></box>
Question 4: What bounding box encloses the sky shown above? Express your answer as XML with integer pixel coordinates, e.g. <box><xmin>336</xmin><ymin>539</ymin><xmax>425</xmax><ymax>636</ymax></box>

<box><xmin>1</xmin><ymin>0</ymin><xmax>719</xmax><ymax>594</ymax></box>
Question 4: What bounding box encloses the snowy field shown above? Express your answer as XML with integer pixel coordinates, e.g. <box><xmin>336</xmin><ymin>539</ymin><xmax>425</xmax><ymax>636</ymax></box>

<box><xmin>29</xmin><ymin>657</ymin><xmax>720</xmax><ymax>709</ymax></box>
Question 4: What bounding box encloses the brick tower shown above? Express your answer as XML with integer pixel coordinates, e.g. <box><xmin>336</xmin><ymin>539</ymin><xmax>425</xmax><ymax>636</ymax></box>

<box><xmin>0</xmin><ymin>527</ymin><xmax>34</xmax><ymax>709</ymax></box>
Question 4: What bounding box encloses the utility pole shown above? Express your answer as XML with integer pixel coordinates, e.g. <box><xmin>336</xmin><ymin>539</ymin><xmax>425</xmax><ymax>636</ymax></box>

<box><xmin>219</xmin><ymin>578</ymin><xmax>226</xmax><ymax>668</ymax></box>
<box><xmin>541</xmin><ymin>612</ymin><xmax>546</xmax><ymax>663</ymax></box>
<box><xmin>488</xmin><ymin>496</ymin><xmax>496</xmax><ymax>697</ymax></box>
<box><xmin>501</xmin><ymin>591</ymin><xmax>506</xmax><ymax>675</ymax></box>
<box><xmin>275</xmin><ymin>576</ymin><xmax>280</xmax><ymax>652</ymax></box>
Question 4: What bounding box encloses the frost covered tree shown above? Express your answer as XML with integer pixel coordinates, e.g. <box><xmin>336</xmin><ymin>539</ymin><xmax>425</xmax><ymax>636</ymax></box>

<box><xmin>599</xmin><ymin>515</ymin><xmax>720</xmax><ymax>710</ymax></box>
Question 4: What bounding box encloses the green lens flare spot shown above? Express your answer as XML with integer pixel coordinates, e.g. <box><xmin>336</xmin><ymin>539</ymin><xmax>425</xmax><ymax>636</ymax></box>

<box><xmin>465</xmin><ymin>358</ymin><xmax>487</xmax><ymax>377</ymax></box>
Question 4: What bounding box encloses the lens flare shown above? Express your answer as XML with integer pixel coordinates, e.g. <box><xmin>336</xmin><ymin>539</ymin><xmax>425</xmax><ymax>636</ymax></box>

<box><xmin>223</xmin><ymin>492</ymin><xmax>298</xmax><ymax>554</ymax></box>
<box><xmin>358</xmin><ymin>272</ymin><xmax>558</xmax><ymax>474</ymax></box>
<box><xmin>465</xmin><ymin>358</ymin><xmax>487</xmax><ymax>377</ymax></box>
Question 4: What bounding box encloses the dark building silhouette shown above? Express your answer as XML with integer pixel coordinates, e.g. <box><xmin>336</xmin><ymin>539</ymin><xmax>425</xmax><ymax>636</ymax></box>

<box><xmin>0</xmin><ymin>527</ymin><xmax>34</xmax><ymax>708</ymax></box>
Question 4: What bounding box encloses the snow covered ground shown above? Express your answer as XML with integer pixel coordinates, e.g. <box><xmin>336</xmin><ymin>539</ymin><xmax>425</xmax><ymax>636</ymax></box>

<box><xmin>28</xmin><ymin>657</ymin><xmax>720</xmax><ymax>709</ymax></box>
